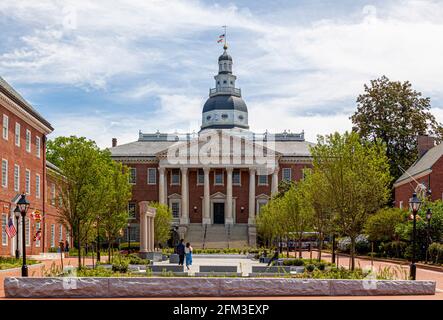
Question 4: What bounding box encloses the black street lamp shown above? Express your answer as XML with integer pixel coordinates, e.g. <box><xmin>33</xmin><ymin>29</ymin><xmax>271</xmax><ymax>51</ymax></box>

<box><xmin>425</xmin><ymin>208</ymin><xmax>432</xmax><ymax>264</ymax></box>
<box><xmin>409</xmin><ymin>192</ymin><xmax>422</xmax><ymax>280</ymax></box>
<box><xmin>14</xmin><ymin>206</ymin><xmax>21</xmax><ymax>259</ymax></box>
<box><xmin>127</xmin><ymin>222</ymin><xmax>131</xmax><ymax>255</ymax></box>
<box><xmin>17</xmin><ymin>194</ymin><xmax>30</xmax><ymax>277</ymax></box>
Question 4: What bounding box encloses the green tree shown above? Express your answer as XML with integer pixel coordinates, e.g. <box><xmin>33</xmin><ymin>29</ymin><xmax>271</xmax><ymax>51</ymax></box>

<box><xmin>311</xmin><ymin>131</ymin><xmax>391</xmax><ymax>269</ymax></box>
<box><xmin>364</xmin><ymin>207</ymin><xmax>404</xmax><ymax>242</ymax></box>
<box><xmin>47</xmin><ymin>136</ymin><xmax>106</xmax><ymax>268</ymax></box>
<box><xmin>351</xmin><ymin>75</ymin><xmax>443</xmax><ymax>181</ymax></box>
<box><xmin>298</xmin><ymin>170</ymin><xmax>332</xmax><ymax>261</ymax></box>
<box><xmin>257</xmin><ymin>196</ymin><xmax>285</xmax><ymax>247</ymax></box>
<box><xmin>149</xmin><ymin>202</ymin><xmax>173</xmax><ymax>248</ymax></box>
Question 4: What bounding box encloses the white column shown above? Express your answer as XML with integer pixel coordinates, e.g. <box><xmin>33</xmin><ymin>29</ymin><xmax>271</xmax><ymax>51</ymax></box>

<box><xmin>158</xmin><ymin>167</ymin><xmax>166</xmax><ymax>204</ymax></box>
<box><xmin>148</xmin><ymin>217</ymin><xmax>153</xmax><ymax>251</ymax></box>
<box><xmin>225</xmin><ymin>168</ymin><xmax>234</xmax><ymax>224</ymax></box>
<box><xmin>271</xmin><ymin>167</ymin><xmax>279</xmax><ymax>196</ymax></box>
<box><xmin>180</xmin><ymin>167</ymin><xmax>189</xmax><ymax>225</ymax></box>
<box><xmin>140</xmin><ymin>213</ymin><xmax>147</xmax><ymax>252</ymax></box>
<box><xmin>203</xmin><ymin>167</ymin><xmax>211</xmax><ymax>224</ymax></box>
<box><xmin>248</xmin><ymin>168</ymin><xmax>256</xmax><ymax>225</ymax></box>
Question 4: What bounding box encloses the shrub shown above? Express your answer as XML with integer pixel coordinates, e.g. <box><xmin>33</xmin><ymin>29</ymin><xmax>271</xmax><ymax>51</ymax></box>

<box><xmin>379</xmin><ymin>241</ymin><xmax>407</xmax><ymax>258</ymax></box>
<box><xmin>127</xmin><ymin>254</ymin><xmax>150</xmax><ymax>265</ymax></box>
<box><xmin>112</xmin><ymin>255</ymin><xmax>129</xmax><ymax>273</ymax></box>
<box><xmin>428</xmin><ymin>242</ymin><xmax>443</xmax><ymax>264</ymax></box>
<box><xmin>306</xmin><ymin>264</ymin><xmax>315</xmax><ymax>272</ymax></box>
<box><xmin>337</xmin><ymin>235</ymin><xmax>370</xmax><ymax>253</ymax></box>
<box><xmin>283</xmin><ymin>259</ymin><xmax>304</xmax><ymax>266</ymax></box>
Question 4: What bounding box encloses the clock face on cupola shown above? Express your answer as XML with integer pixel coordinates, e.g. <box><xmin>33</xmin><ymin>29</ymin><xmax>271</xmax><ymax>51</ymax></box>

<box><xmin>200</xmin><ymin>43</ymin><xmax>249</xmax><ymax>131</ymax></box>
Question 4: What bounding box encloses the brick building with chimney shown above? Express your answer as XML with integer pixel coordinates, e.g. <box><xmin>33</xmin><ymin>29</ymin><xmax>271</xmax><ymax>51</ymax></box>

<box><xmin>0</xmin><ymin>76</ymin><xmax>68</xmax><ymax>256</ymax></box>
<box><xmin>394</xmin><ymin>135</ymin><xmax>442</xmax><ymax>208</ymax></box>
<box><xmin>110</xmin><ymin>45</ymin><xmax>314</xmax><ymax>248</ymax></box>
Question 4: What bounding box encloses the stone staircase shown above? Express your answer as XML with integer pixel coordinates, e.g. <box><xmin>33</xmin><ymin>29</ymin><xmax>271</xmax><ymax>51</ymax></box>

<box><xmin>184</xmin><ymin>224</ymin><xmax>249</xmax><ymax>249</ymax></box>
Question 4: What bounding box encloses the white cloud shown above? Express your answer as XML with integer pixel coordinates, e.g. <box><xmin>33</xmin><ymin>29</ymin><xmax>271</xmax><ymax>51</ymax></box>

<box><xmin>3</xmin><ymin>0</ymin><xmax>443</xmax><ymax>146</ymax></box>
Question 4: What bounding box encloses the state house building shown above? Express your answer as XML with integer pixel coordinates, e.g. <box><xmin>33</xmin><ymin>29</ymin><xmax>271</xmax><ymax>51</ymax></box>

<box><xmin>110</xmin><ymin>45</ymin><xmax>314</xmax><ymax>248</ymax></box>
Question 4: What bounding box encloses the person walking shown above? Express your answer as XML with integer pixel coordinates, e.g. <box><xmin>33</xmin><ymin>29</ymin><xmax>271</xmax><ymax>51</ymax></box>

<box><xmin>267</xmin><ymin>249</ymin><xmax>280</xmax><ymax>266</ymax></box>
<box><xmin>176</xmin><ymin>239</ymin><xmax>185</xmax><ymax>266</ymax></box>
<box><xmin>185</xmin><ymin>242</ymin><xmax>193</xmax><ymax>270</ymax></box>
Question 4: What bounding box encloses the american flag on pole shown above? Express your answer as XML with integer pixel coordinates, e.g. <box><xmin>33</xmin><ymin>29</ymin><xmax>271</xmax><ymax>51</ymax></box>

<box><xmin>5</xmin><ymin>216</ymin><xmax>16</xmax><ymax>238</ymax></box>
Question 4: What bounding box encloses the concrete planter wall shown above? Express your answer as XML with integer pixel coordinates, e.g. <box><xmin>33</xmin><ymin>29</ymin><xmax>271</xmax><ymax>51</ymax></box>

<box><xmin>4</xmin><ymin>277</ymin><xmax>436</xmax><ymax>298</ymax></box>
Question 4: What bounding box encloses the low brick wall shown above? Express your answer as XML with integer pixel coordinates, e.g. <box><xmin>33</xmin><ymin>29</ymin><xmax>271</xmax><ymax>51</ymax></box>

<box><xmin>4</xmin><ymin>277</ymin><xmax>436</xmax><ymax>298</ymax></box>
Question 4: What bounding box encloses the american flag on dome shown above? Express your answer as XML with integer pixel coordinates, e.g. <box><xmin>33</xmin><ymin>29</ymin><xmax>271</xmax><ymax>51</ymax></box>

<box><xmin>5</xmin><ymin>216</ymin><xmax>16</xmax><ymax>238</ymax></box>
<box><xmin>217</xmin><ymin>34</ymin><xmax>225</xmax><ymax>43</ymax></box>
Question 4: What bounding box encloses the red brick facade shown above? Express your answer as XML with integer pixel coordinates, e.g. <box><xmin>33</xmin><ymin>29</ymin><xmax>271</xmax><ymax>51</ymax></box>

<box><xmin>0</xmin><ymin>80</ymin><xmax>67</xmax><ymax>256</ymax></box>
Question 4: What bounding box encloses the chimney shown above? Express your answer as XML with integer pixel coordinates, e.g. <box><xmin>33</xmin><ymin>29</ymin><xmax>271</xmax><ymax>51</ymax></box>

<box><xmin>418</xmin><ymin>135</ymin><xmax>435</xmax><ymax>158</ymax></box>
<box><xmin>112</xmin><ymin>138</ymin><xmax>117</xmax><ymax>148</ymax></box>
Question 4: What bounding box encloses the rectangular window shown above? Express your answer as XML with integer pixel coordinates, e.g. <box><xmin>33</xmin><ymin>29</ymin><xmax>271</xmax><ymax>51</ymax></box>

<box><xmin>128</xmin><ymin>203</ymin><xmax>136</xmax><ymax>219</ymax></box>
<box><xmin>257</xmin><ymin>200</ymin><xmax>268</xmax><ymax>215</ymax></box>
<box><xmin>25</xmin><ymin>169</ymin><xmax>30</xmax><ymax>194</ymax></box>
<box><xmin>197</xmin><ymin>169</ymin><xmax>204</xmax><ymax>185</ymax></box>
<box><xmin>36</xmin><ymin>136</ymin><xmax>41</xmax><ymax>158</ymax></box>
<box><xmin>233</xmin><ymin>169</ymin><xmax>241</xmax><ymax>185</ymax></box>
<box><xmin>214</xmin><ymin>170</ymin><xmax>224</xmax><ymax>185</ymax></box>
<box><xmin>171</xmin><ymin>169</ymin><xmax>180</xmax><ymax>185</ymax></box>
<box><xmin>25</xmin><ymin>217</ymin><xmax>30</xmax><ymax>247</ymax></box>
<box><xmin>171</xmin><ymin>201</ymin><xmax>180</xmax><ymax>218</ymax></box>
<box><xmin>15</xmin><ymin>123</ymin><xmax>20</xmax><ymax>146</ymax></box>
<box><xmin>2</xmin><ymin>114</ymin><xmax>8</xmax><ymax>140</ymax></box>
<box><xmin>1</xmin><ymin>214</ymin><xmax>7</xmax><ymax>246</ymax></box>
<box><xmin>66</xmin><ymin>227</ymin><xmax>70</xmax><ymax>244</ymax></box>
<box><xmin>399</xmin><ymin>201</ymin><xmax>403</xmax><ymax>209</ymax></box>
<box><xmin>258</xmin><ymin>174</ymin><xmax>268</xmax><ymax>185</ymax></box>
<box><xmin>1</xmin><ymin>159</ymin><xmax>7</xmax><ymax>188</ymax></box>
<box><xmin>147</xmin><ymin>168</ymin><xmax>157</xmax><ymax>184</ymax></box>
<box><xmin>282</xmin><ymin>168</ymin><xmax>292</xmax><ymax>181</ymax></box>
<box><xmin>35</xmin><ymin>222</ymin><xmax>41</xmax><ymax>247</ymax></box>
<box><xmin>26</xmin><ymin>129</ymin><xmax>31</xmax><ymax>153</ymax></box>
<box><xmin>50</xmin><ymin>224</ymin><xmax>55</xmax><ymax>248</ymax></box>
<box><xmin>59</xmin><ymin>225</ymin><xmax>63</xmax><ymax>242</ymax></box>
<box><xmin>129</xmin><ymin>168</ymin><xmax>136</xmax><ymax>184</ymax></box>
<box><xmin>14</xmin><ymin>164</ymin><xmax>20</xmax><ymax>192</ymax></box>
<box><xmin>36</xmin><ymin>174</ymin><xmax>41</xmax><ymax>198</ymax></box>
<box><xmin>51</xmin><ymin>183</ymin><xmax>56</xmax><ymax>205</ymax></box>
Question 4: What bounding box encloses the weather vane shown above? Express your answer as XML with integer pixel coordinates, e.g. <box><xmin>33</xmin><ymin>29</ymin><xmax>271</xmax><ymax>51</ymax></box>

<box><xmin>217</xmin><ymin>25</ymin><xmax>227</xmax><ymax>49</ymax></box>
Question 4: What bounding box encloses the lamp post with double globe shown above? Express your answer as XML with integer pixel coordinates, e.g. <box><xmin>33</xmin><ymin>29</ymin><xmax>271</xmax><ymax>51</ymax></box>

<box><xmin>17</xmin><ymin>194</ymin><xmax>30</xmax><ymax>277</ymax></box>
<box><xmin>14</xmin><ymin>206</ymin><xmax>21</xmax><ymax>259</ymax></box>
<box><xmin>409</xmin><ymin>192</ymin><xmax>422</xmax><ymax>280</ymax></box>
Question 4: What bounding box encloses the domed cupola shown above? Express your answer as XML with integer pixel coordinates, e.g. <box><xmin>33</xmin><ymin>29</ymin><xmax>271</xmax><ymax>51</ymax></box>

<box><xmin>201</xmin><ymin>44</ymin><xmax>249</xmax><ymax>131</ymax></box>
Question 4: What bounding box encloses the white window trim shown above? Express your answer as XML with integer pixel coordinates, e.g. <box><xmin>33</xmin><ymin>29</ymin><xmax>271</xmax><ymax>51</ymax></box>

<box><xmin>197</xmin><ymin>169</ymin><xmax>204</xmax><ymax>186</ymax></box>
<box><xmin>169</xmin><ymin>199</ymin><xmax>181</xmax><ymax>219</ymax></box>
<box><xmin>25</xmin><ymin>169</ymin><xmax>31</xmax><ymax>195</ymax></box>
<box><xmin>59</xmin><ymin>225</ymin><xmax>63</xmax><ymax>242</ymax></box>
<box><xmin>129</xmin><ymin>168</ymin><xmax>136</xmax><ymax>185</ymax></box>
<box><xmin>399</xmin><ymin>201</ymin><xmax>403</xmax><ymax>209</ymax></box>
<box><xmin>25</xmin><ymin>217</ymin><xmax>30</xmax><ymax>247</ymax></box>
<box><xmin>282</xmin><ymin>168</ymin><xmax>292</xmax><ymax>181</ymax></box>
<box><xmin>36</xmin><ymin>136</ymin><xmax>41</xmax><ymax>158</ymax></box>
<box><xmin>256</xmin><ymin>199</ymin><xmax>269</xmax><ymax>215</ymax></box>
<box><xmin>257</xmin><ymin>174</ymin><xmax>269</xmax><ymax>186</ymax></box>
<box><xmin>1</xmin><ymin>214</ymin><xmax>7</xmax><ymax>246</ymax></box>
<box><xmin>26</xmin><ymin>129</ymin><xmax>31</xmax><ymax>153</ymax></box>
<box><xmin>128</xmin><ymin>203</ymin><xmax>136</xmax><ymax>219</ymax></box>
<box><xmin>50</xmin><ymin>224</ymin><xmax>55</xmax><ymax>248</ymax></box>
<box><xmin>2</xmin><ymin>114</ymin><xmax>8</xmax><ymax>140</ymax></box>
<box><xmin>1</xmin><ymin>159</ymin><xmax>8</xmax><ymax>188</ymax></box>
<box><xmin>232</xmin><ymin>170</ymin><xmax>241</xmax><ymax>186</ymax></box>
<box><xmin>214</xmin><ymin>170</ymin><xmax>224</xmax><ymax>186</ymax></box>
<box><xmin>51</xmin><ymin>183</ymin><xmax>56</xmax><ymax>205</ymax></box>
<box><xmin>14</xmin><ymin>164</ymin><xmax>20</xmax><ymax>192</ymax></box>
<box><xmin>147</xmin><ymin>168</ymin><xmax>157</xmax><ymax>185</ymax></box>
<box><xmin>15</xmin><ymin>122</ymin><xmax>20</xmax><ymax>146</ymax></box>
<box><xmin>170</xmin><ymin>169</ymin><xmax>180</xmax><ymax>186</ymax></box>
<box><xmin>36</xmin><ymin>173</ymin><xmax>41</xmax><ymax>198</ymax></box>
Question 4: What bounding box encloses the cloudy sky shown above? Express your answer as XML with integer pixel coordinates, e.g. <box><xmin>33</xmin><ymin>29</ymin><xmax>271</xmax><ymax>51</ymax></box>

<box><xmin>1</xmin><ymin>0</ymin><xmax>443</xmax><ymax>148</ymax></box>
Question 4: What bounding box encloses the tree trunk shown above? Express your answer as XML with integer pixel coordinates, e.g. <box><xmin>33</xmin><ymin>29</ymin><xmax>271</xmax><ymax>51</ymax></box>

<box><xmin>77</xmin><ymin>221</ymin><xmax>81</xmax><ymax>269</ymax></box>
<box><xmin>318</xmin><ymin>232</ymin><xmax>323</xmax><ymax>262</ymax></box>
<box><xmin>350</xmin><ymin>236</ymin><xmax>356</xmax><ymax>270</ymax></box>
<box><xmin>298</xmin><ymin>234</ymin><xmax>302</xmax><ymax>259</ymax></box>
<box><xmin>286</xmin><ymin>236</ymin><xmax>289</xmax><ymax>258</ymax></box>
<box><xmin>108</xmin><ymin>238</ymin><xmax>111</xmax><ymax>263</ymax></box>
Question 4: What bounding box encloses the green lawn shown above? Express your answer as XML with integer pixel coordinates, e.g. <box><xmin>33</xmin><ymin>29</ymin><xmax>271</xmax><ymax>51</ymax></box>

<box><xmin>0</xmin><ymin>256</ymin><xmax>39</xmax><ymax>270</ymax></box>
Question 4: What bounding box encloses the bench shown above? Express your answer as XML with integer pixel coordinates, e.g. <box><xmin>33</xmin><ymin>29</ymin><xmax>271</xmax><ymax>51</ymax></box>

<box><xmin>195</xmin><ymin>265</ymin><xmax>241</xmax><ymax>277</ymax></box>
<box><xmin>249</xmin><ymin>266</ymin><xmax>305</xmax><ymax>277</ymax></box>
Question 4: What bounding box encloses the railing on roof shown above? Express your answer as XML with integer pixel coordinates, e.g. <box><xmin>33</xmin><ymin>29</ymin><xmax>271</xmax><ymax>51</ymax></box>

<box><xmin>209</xmin><ymin>87</ymin><xmax>241</xmax><ymax>97</ymax></box>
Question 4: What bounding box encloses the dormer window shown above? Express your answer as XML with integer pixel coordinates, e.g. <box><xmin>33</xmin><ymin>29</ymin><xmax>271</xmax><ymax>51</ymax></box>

<box><xmin>206</xmin><ymin>115</ymin><xmax>211</xmax><ymax>121</ymax></box>
<box><xmin>221</xmin><ymin>114</ymin><xmax>228</xmax><ymax>119</ymax></box>
<box><xmin>223</xmin><ymin>80</ymin><xmax>227</xmax><ymax>84</ymax></box>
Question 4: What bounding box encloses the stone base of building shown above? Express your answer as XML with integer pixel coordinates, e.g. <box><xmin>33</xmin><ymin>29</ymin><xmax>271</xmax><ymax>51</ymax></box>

<box><xmin>248</xmin><ymin>225</ymin><xmax>257</xmax><ymax>247</ymax></box>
